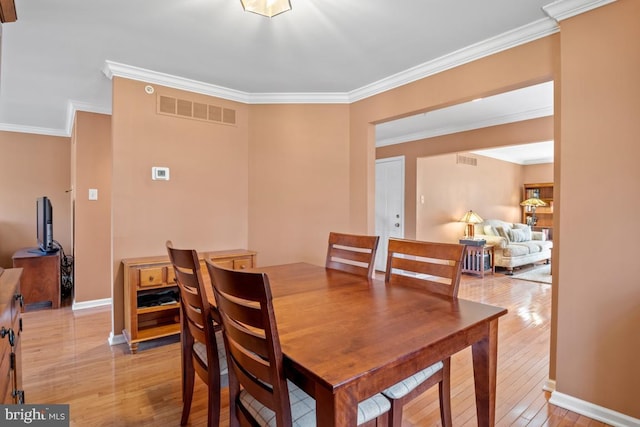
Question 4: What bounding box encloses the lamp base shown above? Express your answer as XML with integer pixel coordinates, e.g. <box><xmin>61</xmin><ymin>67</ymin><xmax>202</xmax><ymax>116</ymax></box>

<box><xmin>466</xmin><ymin>223</ymin><xmax>475</xmax><ymax>238</ymax></box>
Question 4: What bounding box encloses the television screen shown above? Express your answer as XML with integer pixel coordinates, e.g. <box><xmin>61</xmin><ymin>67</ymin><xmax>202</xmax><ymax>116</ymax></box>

<box><xmin>36</xmin><ymin>196</ymin><xmax>56</xmax><ymax>253</ymax></box>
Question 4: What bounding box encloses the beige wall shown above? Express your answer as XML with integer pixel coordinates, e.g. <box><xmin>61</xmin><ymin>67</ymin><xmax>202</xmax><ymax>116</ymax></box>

<box><xmin>111</xmin><ymin>77</ymin><xmax>250</xmax><ymax>336</ymax></box>
<box><xmin>556</xmin><ymin>0</ymin><xmax>639</xmax><ymax>417</ymax></box>
<box><xmin>248</xmin><ymin>104</ymin><xmax>351</xmax><ymax>267</ymax></box>
<box><xmin>523</xmin><ymin>162</ymin><xmax>554</xmax><ymax>184</ymax></box>
<box><xmin>72</xmin><ymin>112</ymin><xmax>112</xmax><ymax>303</ymax></box>
<box><xmin>0</xmin><ymin>131</ymin><xmax>72</xmax><ymax>267</ymax></box>
<box><xmin>416</xmin><ymin>153</ymin><xmax>524</xmax><ymax>243</ymax></box>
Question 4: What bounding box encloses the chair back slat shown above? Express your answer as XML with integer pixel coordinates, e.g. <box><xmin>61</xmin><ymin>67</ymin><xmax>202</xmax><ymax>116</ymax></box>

<box><xmin>166</xmin><ymin>240</ymin><xmax>223</xmax><ymax>367</ymax></box>
<box><xmin>205</xmin><ymin>260</ymin><xmax>292</xmax><ymax>426</ymax></box>
<box><xmin>216</xmin><ymin>296</ymin><xmax>271</xmax><ymax>360</ymax></box>
<box><xmin>385</xmin><ymin>238</ymin><xmax>465</xmax><ymax>297</ymax></box>
<box><xmin>325</xmin><ymin>232</ymin><xmax>380</xmax><ymax>278</ymax></box>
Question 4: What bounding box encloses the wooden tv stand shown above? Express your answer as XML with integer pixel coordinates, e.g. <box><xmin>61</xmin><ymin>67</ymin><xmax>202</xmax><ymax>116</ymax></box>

<box><xmin>12</xmin><ymin>248</ymin><xmax>61</xmax><ymax>311</ymax></box>
<box><xmin>122</xmin><ymin>249</ymin><xmax>256</xmax><ymax>353</ymax></box>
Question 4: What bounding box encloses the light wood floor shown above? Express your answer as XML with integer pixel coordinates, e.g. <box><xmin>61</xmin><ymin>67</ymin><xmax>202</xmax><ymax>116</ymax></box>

<box><xmin>20</xmin><ymin>266</ymin><xmax>609</xmax><ymax>426</ymax></box>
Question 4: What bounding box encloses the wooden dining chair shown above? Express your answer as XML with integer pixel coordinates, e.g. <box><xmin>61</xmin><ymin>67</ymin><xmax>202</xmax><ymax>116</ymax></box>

<box><xmin>325</xmin><ymin>231</ymin><xmax>380</xmax><ymax>278</ymax></box>
<box><xmin>382</xmin><ymin>237</ymin><xmax>466</xmax><ymax>427</ymax></box>
<box><xmin>166</xmin><ymin>241</ymin><xmax>228</xmax><ymax>427</ymax></box>
<box><xmin>205</xmin><ymin>260</ymin><xmax>391</xmax><ymax>426</ymax></box>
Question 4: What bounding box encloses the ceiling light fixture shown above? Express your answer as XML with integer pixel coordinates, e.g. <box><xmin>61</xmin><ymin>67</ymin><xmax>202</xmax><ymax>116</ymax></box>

<box><xmin>240</xmin><ymin>0</ymin><xmax>292</xmax><ymax>18</ymax></box>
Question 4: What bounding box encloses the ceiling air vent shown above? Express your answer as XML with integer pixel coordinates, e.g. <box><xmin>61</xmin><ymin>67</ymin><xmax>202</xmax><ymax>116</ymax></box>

<box><xmin>456</xmin><ymin>154</ymin><xmax>477</xmax><ymax>166</ymax></box>
<box><xmin>156</xmin><ymin>94</ymin><xmax>237</xmax><ymax>126</ymax></box>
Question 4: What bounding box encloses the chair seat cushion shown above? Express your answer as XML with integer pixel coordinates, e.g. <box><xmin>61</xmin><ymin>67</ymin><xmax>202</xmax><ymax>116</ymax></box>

<box><xmin>382</xmin><ymin>361</ymin><xmax>444</xmax><ymax>399</ymax></box>
<box><xmin>240</xmin><ymin>380</ymin><xmax>390</xmax><ymax>426</ymax></box>
<box><xmin>193</xmin><ymin>331</ymin><xmax>228</xmax><ymax>379</ymax></box>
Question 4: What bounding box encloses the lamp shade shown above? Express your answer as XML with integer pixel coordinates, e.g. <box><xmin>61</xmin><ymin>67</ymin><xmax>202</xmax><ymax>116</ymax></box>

<box><xmin>241</xmin><ymin>0</ymin><xmax>292</xmax><ymax>17</ymax></box>
<box><xmin>459</xmin><ymin>210</ymin><xmax>484</xmax><ymax>224</ymax></box>
<box><xmin>520</xmin><ymin>198</ymin><xmax>547</xmax><ymax>207</ymax></box>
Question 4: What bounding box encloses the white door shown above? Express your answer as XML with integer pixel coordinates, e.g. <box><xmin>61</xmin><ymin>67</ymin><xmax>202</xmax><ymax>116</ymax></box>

<box><xmin>375</xmin><ymin>156</ymin><xmax>405</xmax><ymax>272</ymax></box>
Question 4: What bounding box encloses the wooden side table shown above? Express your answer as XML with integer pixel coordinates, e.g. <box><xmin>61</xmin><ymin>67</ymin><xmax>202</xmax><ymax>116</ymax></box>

<box><xmin>12</xmin><ymin>248</ymin><xmax>61</xmax><ymax>311</ymax></box>
<box><xmin>461</xmin><ymin>244</ymin><xmax>495</xmax><ymax>278</ymax></box>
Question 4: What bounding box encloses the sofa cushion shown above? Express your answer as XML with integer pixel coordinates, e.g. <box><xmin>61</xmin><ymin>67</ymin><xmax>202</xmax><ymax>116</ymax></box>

<box><xmin>495</xmin><ymin>226</ymin><xmax>511</xmax><ymax>243</ymax></box>
<box><xmin>483</xmin><ymin>225</ymin><xmax>498</xmax><ymax>236</ymax></box>
<box><xmin>512</xmin><ymin>223</ymin><xmax>532</xmax><ymax>240</ymax></box>
<box><xmin>503</xmin><ymin>244</ymin><xmax>530</xmax><ymax>257</ymax></box>
<box><xmin>484</xmin><ymin>219</ymin><xmax>512</xmax><ymax>230</ymax></box>
<box><xmin>508</xmin><ymin>228</ymin><xmax>527</xmax><ymax>242</ymax></box>
<box><xmin>534</xmin><ymin>240</ymin><xmax>553</xmax><ymax>251</ymax></box>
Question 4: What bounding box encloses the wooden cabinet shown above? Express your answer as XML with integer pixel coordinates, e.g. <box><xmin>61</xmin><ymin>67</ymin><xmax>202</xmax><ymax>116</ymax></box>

<box><xmin>522</xmin><ymin>182</ymin><xmax>554</xmax><ymax>239</ymax></box>
<box><xmin>0</xmin><ymin>267</ymin><xmax>25</xmax><ymax>404</ymax></box>
<box><xmin>12</xmin><ymin>248</ymin><xmax>61</xmax><ymax>310</ymax></box>
<box><xmin>122</xmin><ymin>249</ymin><xmax>256</xmax><ymax>353</ymax></box>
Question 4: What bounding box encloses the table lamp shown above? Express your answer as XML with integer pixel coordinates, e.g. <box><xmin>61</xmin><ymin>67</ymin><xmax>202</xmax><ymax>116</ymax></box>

<box><xmin>520</xmin><ymin>198</ymin><xmax>547</xmax><ymax>225</ymax></box>
<box><xmin>459</xmin><ymin>210</ymin><xmax>483</xmax><ymax>239</ymax></box>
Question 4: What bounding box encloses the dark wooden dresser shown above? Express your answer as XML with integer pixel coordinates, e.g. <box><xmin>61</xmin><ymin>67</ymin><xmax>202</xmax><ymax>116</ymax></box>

<box><xmin>0</xmin><ymin>267</ymin><xmax>24</xmax><ymax>403</ymax></box>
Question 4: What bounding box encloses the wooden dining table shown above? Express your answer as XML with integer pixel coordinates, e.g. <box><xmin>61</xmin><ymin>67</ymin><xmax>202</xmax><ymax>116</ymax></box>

<box><xmin>209</xmin><ymin>262</ymin><xmax>507</xmax><ymax>426</ymax></box>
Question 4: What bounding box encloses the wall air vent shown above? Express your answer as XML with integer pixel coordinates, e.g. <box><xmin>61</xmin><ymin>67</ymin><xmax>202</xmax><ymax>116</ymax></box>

<box><xmin>157</xmin><ymin>94</ymin><xmax>236</xmax><ymax>126</ymax></box>
<box><xmin>456</xmin><ymin>154</ymin><xmax>477</xmax><ymax>166</ymax></box>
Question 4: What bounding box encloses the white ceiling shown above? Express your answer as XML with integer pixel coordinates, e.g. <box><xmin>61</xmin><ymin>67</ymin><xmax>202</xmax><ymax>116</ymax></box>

<box><xmin>473</xmin><ymin>140</ymin><xmax>554</xmax><ymax>165</ymax></box>
<box><xmin>0</xmin><ymin>0</ymin><xmax>598</xmax><ymax>141</ymax></box>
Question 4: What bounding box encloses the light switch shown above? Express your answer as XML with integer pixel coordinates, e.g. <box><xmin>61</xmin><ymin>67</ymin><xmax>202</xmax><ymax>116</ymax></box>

<box><xmin>89</xmin><ymin>189</ymin><xmax>98</xmax><ymax>200</ymax></box>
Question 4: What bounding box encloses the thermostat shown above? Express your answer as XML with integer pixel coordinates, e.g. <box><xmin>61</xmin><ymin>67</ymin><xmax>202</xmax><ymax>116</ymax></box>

<box><xmin>152</xmin><ymin>166</ymin><xmax>170</xmax><ymax>181</ymax></box>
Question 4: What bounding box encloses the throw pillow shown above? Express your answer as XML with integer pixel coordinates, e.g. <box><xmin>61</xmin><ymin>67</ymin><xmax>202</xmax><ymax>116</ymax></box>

<box><xmin>495</xmin><ymin>226</ymin><xmax>511</xmax><ymax>243</ymax></box>
<box><xmin>508</xmin><ymin>228</ymin><xmax>527</xmax><ymax>242</ymax></box>
<box><xmin>483</xmin><ymin>225</ymin><xmax>498</xmax><ymax>236</ymax></box>
<box><xmin>512</xmin><ymin>223</ymin><xmax>532</xmax><ymax>240</ymax></box>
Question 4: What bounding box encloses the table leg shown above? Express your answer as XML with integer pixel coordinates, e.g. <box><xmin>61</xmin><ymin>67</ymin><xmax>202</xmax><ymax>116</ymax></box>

<box><xmin>315</xmin><ymin>384</ymin><xmax>358</xmax><ymax>426</ymax></box>
<box><xmin>472</xmin><ymin>318</ymin><xmax>499</xmax><ymax>427</ymax></box>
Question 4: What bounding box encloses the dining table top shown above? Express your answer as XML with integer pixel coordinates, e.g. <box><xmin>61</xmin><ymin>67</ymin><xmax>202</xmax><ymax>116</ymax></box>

<box><xmin>206</xmin><ymin>261</ymin><xmax>508</xmax><ymax>426</ymax></box>
<box><xmin>253</xmin><ymin>262</ymin><xmax>506</xmax><ymax>390</ymax></box>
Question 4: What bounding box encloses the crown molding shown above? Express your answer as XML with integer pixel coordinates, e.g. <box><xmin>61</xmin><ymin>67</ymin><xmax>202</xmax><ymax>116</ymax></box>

<box><xmin>103</xmin><ymin>61</ymin><xmax>351</xmax><ymax>105</ymax></box>
<box><xmin>348</xmin><ymin>17</ymin><xmax>559</xmax><ymax>102</ymax></box>
<box><xmin>66</xmin><ymin>100</ymin><xmax>112</xmax><ymax>136</ymax></box>
<box><xmin>376</xmin><ymin>106</ymin><xmax>554</xmax><ymax>148</ymax></box>
<box><xmin>542</xmin><ymin>0</ymin><xmax>616</xmax><ymax>22</ymax></box>
<box><xmin>103</xmin><ymin>60</ymin><xmax>253</xmax><ymax>104</ymax></box>
<box><xmin>0</xmin><ymin>123</ymin><xmax>69</xmax><ymax>137</ymax></box>
<box><xmin>247</xmin><ymin>92</ymin><xmax>350</xmax><ymax>104</ymax></box>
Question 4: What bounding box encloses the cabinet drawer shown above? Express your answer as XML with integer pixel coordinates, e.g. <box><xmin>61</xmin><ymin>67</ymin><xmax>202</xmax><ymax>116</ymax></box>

<box><xmin>233</xmin><ymin>257</ymin><xmax>252</xmax><ymax>270</ymax></box>
<box><xmin>138</xmin><ymin>267</ymin><xmax>164</xmax><ymax>288</ymax></box>
<box><xmin>166</xmin><ymin>266</ymin><xmax>176</xmax><ymax>285</ymax></box>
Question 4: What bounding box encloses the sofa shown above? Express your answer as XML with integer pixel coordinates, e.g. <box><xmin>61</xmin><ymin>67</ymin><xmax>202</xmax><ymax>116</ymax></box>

<box><xmin>473</xmin><ymin>219</ymin><xmax>552</xmax><ymax>275</ymax></box>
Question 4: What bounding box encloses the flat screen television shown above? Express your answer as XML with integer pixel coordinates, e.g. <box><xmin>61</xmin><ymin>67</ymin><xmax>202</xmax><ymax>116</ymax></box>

<box><xmin>36</xmin><ymin>196</ymin><xmax>56</xmax><ymax>253</ymax></box>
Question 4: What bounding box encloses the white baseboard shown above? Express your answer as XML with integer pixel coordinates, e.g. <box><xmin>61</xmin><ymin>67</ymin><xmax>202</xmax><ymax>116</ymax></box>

<box><xmin>550</xmin><ymin>391</ymin><xmax>640</xmax><ymax>427</ymax></box>
<box><xmin>72</xmin><ymin>297</ymin><xmax>112</xmax><ymax>311</ymax></box>
<box><xmin>108</xmin><ymin>332</ymin><xmax>126</xmax><ymax>346</ymax></box>
<box><xmin>543</xmin><ymin>379</ymin><xmax>556</xmax><ymax>392</ymax></box>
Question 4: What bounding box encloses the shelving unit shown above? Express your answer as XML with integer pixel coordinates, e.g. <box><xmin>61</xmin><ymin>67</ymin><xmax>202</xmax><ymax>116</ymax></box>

<box><xmin>122</xmin><ymin>249</ymin><xmax>256</xmax><ymax>353</ymax></box>
<box><xmin>522</xmin><ymin>182</ymin><xmax>554</xmax><ymax>239</ymax></box>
